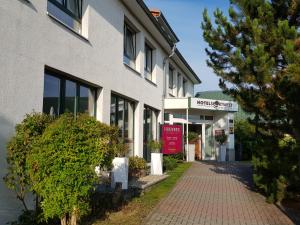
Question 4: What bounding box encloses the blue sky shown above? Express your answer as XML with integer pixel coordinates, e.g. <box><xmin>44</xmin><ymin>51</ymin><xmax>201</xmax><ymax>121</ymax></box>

<box><xmin>144</xmin><ymin>0</ymin><xmax>230</xmax><ymax>93</ymax></box>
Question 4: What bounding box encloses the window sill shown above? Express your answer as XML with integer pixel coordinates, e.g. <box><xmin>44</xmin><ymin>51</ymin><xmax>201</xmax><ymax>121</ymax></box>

<box><xmin>145</xmin><ymin>78</ymin><xmax>157</xmax><ymax>87</ymax></box>
<box><xmin>47</xmin><ymin>12</ymin><xmax>89</xmax><ymax>43</ymax></box>
<box><xmin>123</xmin><ymin>63</ymin><xmax>141</xmax><ymax>76</ymax></box>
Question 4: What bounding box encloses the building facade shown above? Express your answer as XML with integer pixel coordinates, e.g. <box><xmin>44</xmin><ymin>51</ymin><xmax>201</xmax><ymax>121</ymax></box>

<box><xmin>0</xmin><ymin>0</ymin><xmax>200</xmax><ymax>223</ymax></box>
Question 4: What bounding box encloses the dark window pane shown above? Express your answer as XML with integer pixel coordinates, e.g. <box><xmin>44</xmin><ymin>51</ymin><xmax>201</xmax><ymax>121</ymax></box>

<box><xmin>47</xmin><ymin>0</ymin><xmax>82</xmax><ymax>32</ymax></box>
<box><xmin>118</xmin><ymin>98</ymin><xmax>124</xmax><ymax>137</ymax></box>
<box><xmin>145</xmin><ymin>44</ymin><xmax>152</xmax><ymax>74</ymax></box>
<box><xmin>66</xmin><ymin>0</ymin><xmax>81</xmax><ymax>18</ymax></box>
<box><xmin>54</xmin><ymin>0</ymin><xmax>64</xmax><ymax>4</ymax></box>
<box><xmin>183</xmin><ymin>78</ymin><xmax>187</xmax><ymax>97</ymax></box>
<box><xmin>124</xmin><ymin>24</ymin><xmax>135</xmax><ymax>61</ymax></box>
<box><xmin>205</xmin><ymin>115</ymin><xmax>214</xmax><ymax>121</ymax></box>
<box><xmin>169</xmin><ymin>67</ymin><xmax>173</xmax><ymax>89</ymax></box>
<box><xmin>110</xmin><ymin>95</ymin><xmax>117</xmax><ymax>126</ymax></box>
<box><xmin>64</xmin><ymin>80</ymin><xmax>76</xmax><ymax>114</ymax></box>
<box><xmin>43</xmin><ymin>74</ymin><xmax>60</xmax><ymax>116</ymax></box>
<box><xmin>78</xmin><ymin>85</ymin><xmax>95</xmax><ymax>116</ymax></box>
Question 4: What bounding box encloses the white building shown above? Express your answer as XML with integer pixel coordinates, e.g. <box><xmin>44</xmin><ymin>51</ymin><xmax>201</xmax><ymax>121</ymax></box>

<box><xmin>0</xmin><ymin>0</ymin><xmax>236</xmax><ymax>223</ymax></box>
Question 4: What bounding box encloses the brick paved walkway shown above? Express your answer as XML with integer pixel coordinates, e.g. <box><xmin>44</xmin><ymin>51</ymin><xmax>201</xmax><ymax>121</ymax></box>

<box><xmin>144</xmin><ymin>162</ymin><xmax>295</xmax><ymax>225</ymax></box>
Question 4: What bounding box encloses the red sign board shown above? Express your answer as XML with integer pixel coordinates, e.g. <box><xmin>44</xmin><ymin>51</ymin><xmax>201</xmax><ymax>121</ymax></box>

<box><xmin>162</xmin><ymin>125</ymin><xmax>183</xmax><ymax>154</ymax></box>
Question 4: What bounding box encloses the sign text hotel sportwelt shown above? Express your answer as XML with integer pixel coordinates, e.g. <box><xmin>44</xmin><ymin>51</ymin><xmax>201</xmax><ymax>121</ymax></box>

<box><xmin>190</xmin><ymin>98</ymin><xmax>238</xmax><ymax>112</ymax></box>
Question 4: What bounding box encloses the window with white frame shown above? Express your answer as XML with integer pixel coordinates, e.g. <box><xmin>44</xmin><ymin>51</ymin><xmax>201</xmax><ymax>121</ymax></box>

<box><xmin>169</xmin><ymin>66</ymin><xmax>174</xmax><ymax>90</ymax></box>
<box><xmin>144</xmin><ymin>43</ymin><xmax>153</xmax><ymax>80</ymax></box>
<box><xmin>123</xmin><ymin>23</ymin><xmax>136</xmax><ymax>68</ymax></box>
<box><xmin>47</xmin><ymin>0</ymin><xmax>83</xmax><ymax>33</ymax></box>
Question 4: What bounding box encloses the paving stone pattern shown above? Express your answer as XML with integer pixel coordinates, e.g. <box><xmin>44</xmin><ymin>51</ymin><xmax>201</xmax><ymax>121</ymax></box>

<box><xmin>144</xmin><ymin>162</ymin><xmax>295</xmax><ymax>225</ymax></box>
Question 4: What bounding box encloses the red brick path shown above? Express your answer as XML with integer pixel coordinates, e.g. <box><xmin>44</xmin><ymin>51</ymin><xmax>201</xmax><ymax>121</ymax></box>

<box><xmin>144</xmin><ymin>162</ymin><xmax>295</xmax><ymax>225</ymax></box>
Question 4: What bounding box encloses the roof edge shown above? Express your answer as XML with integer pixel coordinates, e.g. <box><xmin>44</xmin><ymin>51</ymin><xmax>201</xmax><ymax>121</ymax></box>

<box><xmin>175</xmin><ymin>49</ymin><xmax>201</xmax><ymax>84</ymax></box>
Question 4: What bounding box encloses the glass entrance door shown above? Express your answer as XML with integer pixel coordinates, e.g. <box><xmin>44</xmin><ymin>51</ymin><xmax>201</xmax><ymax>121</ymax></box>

<box><xmin>204</xmin><ymin>124</ymin><xmax>214</xmax><ymax>159</ymax></box>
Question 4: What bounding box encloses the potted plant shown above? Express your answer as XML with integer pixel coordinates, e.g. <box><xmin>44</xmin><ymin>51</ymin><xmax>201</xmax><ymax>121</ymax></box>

<box><xmin>215</xmin><ymin>132</ymin><xmax>228</xmax><ymax>162</ymax></box>
<box><xmin>111</xmin><ymin>139</ymin><xmax>130</xmax><ymax>190</ymax></box>
<box><xmin>128</xmin><ymin>156</ymin><xmax>147</xmax><ymax>179</ymax></box>
<box><xmin>186</xmin><ymin>132</ymin><xmax>198</xmax><ymax>162</ymax></box>
<box><xmin>148</xmin><ymin>140</ymin><xmax>163</xmax><ymax>175</ymax></box>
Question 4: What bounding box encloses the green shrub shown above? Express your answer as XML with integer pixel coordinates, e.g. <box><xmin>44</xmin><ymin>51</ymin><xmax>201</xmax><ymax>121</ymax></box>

<box><xmin>8</xmin><ymin>210</ymin><xmax>57</xmax><ymax>225</ymax></box>
<box><xmin>163</xmin><ymin>156</ymin><xmax>178</xmax><ymax>171</ymax></box>
<box><xmin>148</xmin><ymin>140</ymin><xmax>162</xmax><ymax>153</ymax></box>
<box><xmin>187</xmin><ymin>132</ymin><xmax>198</xmax><ymax>143</ymax></box>
<box><xmin>215</xmin><ymin>133</ymin><xmax>228</xmax><ymax>145</ymax></box>
<box><xmin>27</xmin><ymin>114</ymin><xmax>118</xmax><ymax>225</ymax></box>
<box><xmin>129</xmin><ymin>156</ymin><xmax>147</xmax><ymax>171</ymax></box>
<box><xmin>4</xmin><ymin>113</ymin><xmax>54</xmax><ymax>210</ymax></box>
<box><xmin>252</xmin><ymin>133</ymin><xmax>300</xmax><ymax>203</ymax></box>
<box><xmin>113</xmin><ymin>138</ymin><xmax>130</xmax><ymax>157</ymax></box>
<box><xmin>235</xmin><ymin>120</ymin><xmax>256</xmax><ymax>160</ymax></box>
<box><xmin>129</xmin><ymin>156</ymin><xmax>147</xmax><ymax>178</ymax></box>
<box><xmin>165</xmin><ymin>153</ymin><xmax>184</xmax><ymax>162</ymax></box>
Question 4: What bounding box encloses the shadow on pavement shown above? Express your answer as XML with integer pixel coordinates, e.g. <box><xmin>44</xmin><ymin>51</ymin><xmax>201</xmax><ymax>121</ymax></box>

<box><xmin>199</xmin><ymin>161</ymin><xmax>300</xmax><ymax>225</ymax></box>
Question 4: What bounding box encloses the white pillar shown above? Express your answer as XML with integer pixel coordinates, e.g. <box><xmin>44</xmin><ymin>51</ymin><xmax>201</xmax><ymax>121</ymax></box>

<box><xmin>134</xmin><ymin>102</ymin><xmax>144</xmax><ymax>157</ymax></box>
<box><xmin>202</xmin><ymin>123</ymin><xmax>205</xmax><ymax>160</ymax></box>
<box><xmin>186</xmin><ymin>108</ymin><xmax>189</xmax><ymax>162</ymax></box>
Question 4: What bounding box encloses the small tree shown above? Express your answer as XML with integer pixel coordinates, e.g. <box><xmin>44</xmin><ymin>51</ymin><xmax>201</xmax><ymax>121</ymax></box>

<box><xmin>27</xmin><ymin>114</ymin><xmax>118</xmax><ymax>225</ymax></box>
<box><xmin>3</xmin><ymin>113</ymin><xmax>54</xmax><ymax>211</ymax></box>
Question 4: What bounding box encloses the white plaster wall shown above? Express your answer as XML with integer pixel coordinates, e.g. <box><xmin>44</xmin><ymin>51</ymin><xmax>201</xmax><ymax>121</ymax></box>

<box><xmin>0</xmin><ymin>0</ymin><xmax>171</xmax><ymax>223</ymax></box>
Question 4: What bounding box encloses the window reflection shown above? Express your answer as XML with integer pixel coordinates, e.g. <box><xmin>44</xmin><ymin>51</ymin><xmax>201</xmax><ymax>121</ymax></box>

<box><xmin>43</xmin><ymin>72</ymin><xmax>96</xmax><ymax>117</ymax></box>
<box><xmin>78</xmin><ymin>85</ymin><xmax>95</xmax><ymax>116</ymax></box>
<box><xmin>64</xmin><ymin>80</ymin><xmax>76</xmax><ymax>114</ymax></box>
<box><xmin>110</xmin><ymin>94</ymin><xmax>135</xmax><ymax>156</ymax></box>
<box><xmin>43</xmin><ymin>74</ymin><xmax>60</xmax><ymax>116</ymax></box>
<box><xmin>143</xmin><ymin>106</ymin><xmax>159</xmax><ymax>162</ymax></box>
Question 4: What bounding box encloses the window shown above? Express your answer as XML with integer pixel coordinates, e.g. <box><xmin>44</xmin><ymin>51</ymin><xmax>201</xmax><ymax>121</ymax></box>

<box><xmin>43</xmin><ymin>72</ymin><xmax>96</xmax><ymax>117</ymax></box>
<box><xmin>183</xmin><ymin>78</ymin><xmax>187</xmax><ymax>97</ymax></box>
<box><xmin>144</xmin><ymin>43</ymin><xmax>153</xmax><ymax>79</ymax></box>
<box><xmin>177</xmin><ymin>73</ymin><xmax>181</xmax><ymax>96</ymax></box>
<box><xmin>169</xmin><ymin>66</ymin><xmax>174</xmax><ymax>90</ymax></box>
<box><xmin>143</xmin><ymin>106</ymin><xmax>159</xmax><ymax>162</ymax></box>
<box><xmin>47</xmin><ymin>0</ymin><xmax>82</xmax><ymax>33</ymax></box>
<box><xmin>205</xmin><ymin>115</ymin><xmax>214</xmax><ymax>121</ymax></box>
<box><xmin>110</xmin><ymin>94</ymin><xmax>135</xmax><ymax>155</ymax></box>
<box><xmin>123</xmin><ymin>23</ymin><xmax>136</xmax><ymax>67</ymax></box>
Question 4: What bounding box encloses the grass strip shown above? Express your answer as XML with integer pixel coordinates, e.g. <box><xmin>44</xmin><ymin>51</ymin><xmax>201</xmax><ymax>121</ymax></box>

<box><xmin>93</xmin><ymin>162</ymin><xmax>192</xmax><ymax>225</ymax></box>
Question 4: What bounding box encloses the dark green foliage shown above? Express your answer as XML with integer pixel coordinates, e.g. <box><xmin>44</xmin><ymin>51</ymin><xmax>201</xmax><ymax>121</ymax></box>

<box><xmin>163</xmin><ymin>156</ymin><xmax>178</xmax><ymax>171</ymax></box>
<box><xmin>27</xmin><ymin>114</ymin><xmax>118</xmax><ymax>224</ymax></box>
<box><xmin>148</xmin><ymin>140</ymin><xmax>163</xmax><ymax>153</ymax></box>
<box><xmin>252</xmin><ymin>134</ymin><xmax>300</xmax><ymax>202</ymax></box>
<box><xmin>166</xmin><ymin>153</ymin><xmax>184</xmax><ymax>162</ymax></box>
<box><xmin>8</xmin><ymin>210</ymin><xmax>58</xmax><ymax>225</ymax></box>
<box><xmin>215</xmin><ymin>133</ymin><xmax>228</xmax><ymax>145</ymax></box>
<box><xmin>3</xmin><ymin>113</ymin><xmax>54</xmax><ymax>210</ymax></box>
<box><xmin>235</xmin><ymin>120</ymin><xmax>256</xmax><ymax>160</ymax></box>
<box><xmin>202</xmin><ymin>0</ymin><xmax>300</xmax><ymax>202</ymax></box>
<box><xmin>187</xmin><ymin>132</ymin><xmax>198</xmax><ymax>143</ymax></box>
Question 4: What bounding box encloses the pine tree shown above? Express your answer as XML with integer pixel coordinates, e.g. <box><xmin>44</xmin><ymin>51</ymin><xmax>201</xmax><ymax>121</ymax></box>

<box><xmin>202</xmin><ymin>0</ymin><xmax>300</xmax><ymax>201</ymax></box>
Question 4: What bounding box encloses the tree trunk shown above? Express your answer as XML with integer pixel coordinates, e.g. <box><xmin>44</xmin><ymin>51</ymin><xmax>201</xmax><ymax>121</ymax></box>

<box><xmin>61</xmin><ymin>215</ymin><xmax>67</xmax><ymax>225</ymax></box>
<box><xmin>70</xmin><ymin>211</ymin><xmax>77</xmax><ymax>225</ymax></box>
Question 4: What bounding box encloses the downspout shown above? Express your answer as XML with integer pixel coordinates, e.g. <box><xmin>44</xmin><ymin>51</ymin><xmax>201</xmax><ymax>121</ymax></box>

<box><xmin>162</xmin><ymin>44</ymin><xmax>176</xmax><ymax>124</ymax></box>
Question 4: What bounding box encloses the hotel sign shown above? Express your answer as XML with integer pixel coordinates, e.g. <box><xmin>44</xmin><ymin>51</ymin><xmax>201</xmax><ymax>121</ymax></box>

<box><xmin>190</xmin><ymin>98</ymin><xmax>238</xmax><ymax>112</ymax></box>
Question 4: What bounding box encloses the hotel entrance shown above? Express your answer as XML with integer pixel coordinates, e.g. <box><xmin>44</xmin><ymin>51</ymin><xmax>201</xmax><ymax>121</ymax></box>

<box><xmin>185</xmin><ymin>123</ymin><xmax>216</xmax><ymax>160</ymax></box>
<box><xmin>164</xmin><ymin>97</ymin><xmax>238</xmax><ymax>161</ymax></box>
